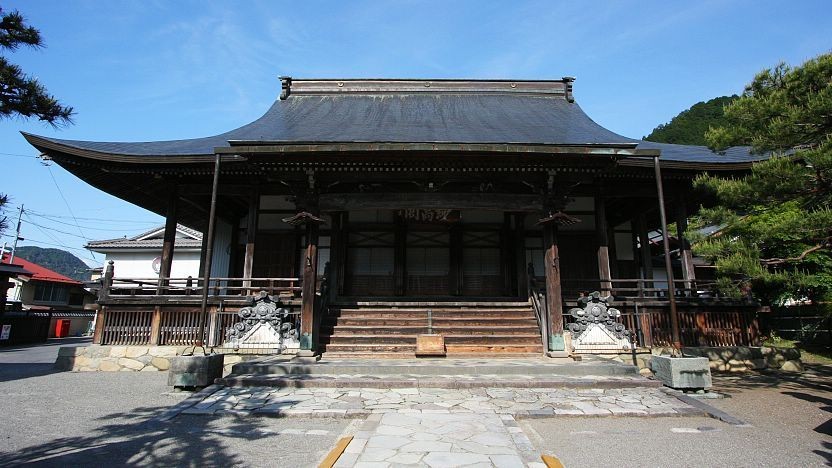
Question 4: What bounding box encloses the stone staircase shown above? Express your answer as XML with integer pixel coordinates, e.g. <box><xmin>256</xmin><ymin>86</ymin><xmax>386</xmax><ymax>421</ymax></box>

<box><xmin>320</xmin><ymin>300</ymin><xmax>544</xmax><ymax>357</ymax></box>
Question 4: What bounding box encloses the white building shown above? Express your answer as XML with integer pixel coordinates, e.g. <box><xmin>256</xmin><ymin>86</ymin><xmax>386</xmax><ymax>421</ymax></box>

<box><xmin>86</xmin><ymin>225</ymin><xmax>203</xmax><ymax>280</ymax></box>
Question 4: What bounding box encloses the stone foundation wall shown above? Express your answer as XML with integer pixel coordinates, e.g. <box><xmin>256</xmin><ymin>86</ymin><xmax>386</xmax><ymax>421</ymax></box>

<box><xmin>54</xmin><ymin>345</ymin><xmax>265</xmax><ymax>375</ymax></box>
<box><xmin>604</xmin><ymin>346</ymin><xmax>803</xmax><ymax>375</ymax></box>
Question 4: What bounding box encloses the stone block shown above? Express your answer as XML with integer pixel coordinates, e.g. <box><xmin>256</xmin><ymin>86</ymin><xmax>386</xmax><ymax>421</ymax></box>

<box><xmin>86</xmin><ymin>346</ymin><xmax>111</xmax><ymax>358</ymax></box>
<box><xmin>415</xmin><ymin>334</ymin><xmax>446</xmax><ymax>357</ymax></box>
<box><xmin>149</xmin><ymin>346</ymin><xmax>180</xmax><ymax>357</ymax></box>
<box><xmin>168</xmin><ymin>354</ymin><xmax>224</xmax><ymax>387</ymax></box>
<box><xmin>118</xmin><ymin>358</ymin><xmax>145</xmax><ymax>370</ymax></box>
<box><xmin>151</xmin><ymin>357</ymin><xmax>170</xmax><ymax>370</ymax></box>
<box><xmin>74</xmin><ymin>355</ymin><xmax>91</xmax><ymax>368</ymax></box>
<box><xmin>651</xmin><ymin>355</ymin><xmax>712</xmax><ymax>389</ymax></box>
<box><xmin>99</xmin><ymin>360</ymin><xmax>122</xmax><ymax>372</ymax></box>
<box><xmin>109</xmin><ymin>346</ymin><xmax>127</xmax><ymax>358</ymax></box>
<box><xmin>781</xmin><ymin>360</ymin><xmax>804</xmax><ymax>372</ymax></box>
<box><xmin>125</xmin><ymin>346</ymin><xmax>148</xmax><ymax>358</ymax></box>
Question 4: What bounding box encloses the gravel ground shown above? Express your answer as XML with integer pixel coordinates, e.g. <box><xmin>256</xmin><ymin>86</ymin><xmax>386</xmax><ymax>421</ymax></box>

<box><xmin>0</xmin><ymin>339</ymin><xmax>353</xmax><ymax>467</ymax></box>
<box><xmin>522</xmin><ymin>366</ymin><xmax>832</xmax><ymax>467</ymax></box>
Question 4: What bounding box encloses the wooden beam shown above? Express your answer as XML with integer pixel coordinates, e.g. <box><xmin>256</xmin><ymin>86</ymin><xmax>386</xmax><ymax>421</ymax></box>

<box><xmin>319</xmin><ymin>192</ymin><xmax>542</xmax><ymax>212</ymax></box>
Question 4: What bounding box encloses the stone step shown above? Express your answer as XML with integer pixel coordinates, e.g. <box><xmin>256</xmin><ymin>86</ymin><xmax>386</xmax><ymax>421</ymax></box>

<box><xmin>333</xmin><ymin>301</ymin><xmax>531</xmax><ymax>307</ymax></box>
<box><xmin>229</xmin><ymin>357</ymin><xmax>641</xmax><ymax>377</ymax></box>
<box><xmin>333</xmin><ymin>310</ymin><xmax>536</xmax><ymax>319</ymax></box>
<box><xmin>326</xmin><ymin>334</ymin><xmax>542</xmax><ymax>345</ymax></box>
<box><xmin>326</xmin><ymin>326</ymin><xmax>541</xmax><ymax>335</ymax></box>
<box><xmin>328</xmin><ymin>317</ymin><xmax>540</xmax><ymax>327</ymax></box>
<box><xmin>216</xmin><ymin>374</ymin><xmax>661</xmax><ymax>389</ymax></box>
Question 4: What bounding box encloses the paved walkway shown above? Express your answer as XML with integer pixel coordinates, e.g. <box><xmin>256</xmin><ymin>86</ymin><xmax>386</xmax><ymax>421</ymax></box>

<box><xmin>182</xmin><ymin>385</ymin><xmax>697</xmax><ymax>418</ymax></box>
<box><xmin>337</xmin><ymin>413</ymin><xmax>542</xmax><ymax>468</ymax></box>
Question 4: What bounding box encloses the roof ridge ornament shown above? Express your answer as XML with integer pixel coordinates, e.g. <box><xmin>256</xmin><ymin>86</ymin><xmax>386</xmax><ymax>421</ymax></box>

<box><xmin>279</xmin><ymin>76</ymin><xmax>292</xmax><ymax>100</ymax></box>
<box><xmin>562</xmin><ymin>76</ymin><xmax>575</xmax><ymax>103</ymax></box>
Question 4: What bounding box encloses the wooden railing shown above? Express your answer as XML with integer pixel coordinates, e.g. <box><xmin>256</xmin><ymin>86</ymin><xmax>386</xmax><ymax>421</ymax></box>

<box><xmin>559</xmin><ymin>278</ymin><xmax>726</xmax><ymax>301</ymax></box>
<box><xmin>527</xmin><ymin>273</ymin><xmax>549</xmax><ymax>355</ymax></box>
<box><xmin>106</xmin><ymin>277</ymin><xmax>302</xmax><ymax>299</ymax></box>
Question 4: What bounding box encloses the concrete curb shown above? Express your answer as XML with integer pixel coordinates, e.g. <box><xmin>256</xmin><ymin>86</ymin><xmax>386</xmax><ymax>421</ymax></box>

<box><xmin>661</xmin><ymin>388</ymin><xmax>750</xmax><ymax>426</ymax></box>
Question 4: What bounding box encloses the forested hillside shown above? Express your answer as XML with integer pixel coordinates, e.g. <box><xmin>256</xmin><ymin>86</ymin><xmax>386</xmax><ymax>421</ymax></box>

<box><xmin>644</xmin><ymin>95</ymin><xmax>738</xmax><ymax>145</ymax></box>
<box><xmin>13</xmin><ymin>246</ymin><xmax>91</xmax><ymax>282</ymax></box>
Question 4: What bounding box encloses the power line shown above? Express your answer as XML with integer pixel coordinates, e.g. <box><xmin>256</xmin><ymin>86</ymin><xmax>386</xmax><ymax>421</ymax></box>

<box><xmin>22</xmin><ymin>212</ymin><xmax>148</xmax><ymax>233</ymax></box>
<box><xmin>46</xmin><ymin>166</ymin><xmax>96</xmax><ymax>260</ymax></box>
<box><xmin>22</xmin><ymin>217</ymin><xmax>90</xmax><ymax>240</ymax></box>
<box><xmin>24</xmin><ymin>208</ymin><xmax>162</xmax><ymax>224</ymax></box>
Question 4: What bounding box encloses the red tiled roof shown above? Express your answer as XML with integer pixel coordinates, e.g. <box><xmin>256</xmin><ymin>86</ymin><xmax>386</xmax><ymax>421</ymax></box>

<box><xmin>1</xmin><ymin>253</ymin><xmax>82</xmax><ymax>285</ymax></box>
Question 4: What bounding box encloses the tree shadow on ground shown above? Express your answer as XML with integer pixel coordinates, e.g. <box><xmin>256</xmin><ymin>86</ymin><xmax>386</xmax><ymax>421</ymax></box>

<box><xmin>0</xmin><ymin>404</ymin><xmax>284</xmax><ymax>467</ymax></box>
<box><xmin>711</xmin><ymin>364</ymin><xmax>832</xmax><ymax>395</ymax></box>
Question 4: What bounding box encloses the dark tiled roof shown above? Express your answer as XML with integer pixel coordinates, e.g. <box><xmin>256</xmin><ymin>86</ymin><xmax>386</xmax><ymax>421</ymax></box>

<box><xmin>86</xmin><ymin>224</ymin><xmax>203</xmax><ymax>250</ymax></box>
<box><xmin>21</xmin><ymin>78</ymin><xmax>765</xmax><ymax>165</ymax></box>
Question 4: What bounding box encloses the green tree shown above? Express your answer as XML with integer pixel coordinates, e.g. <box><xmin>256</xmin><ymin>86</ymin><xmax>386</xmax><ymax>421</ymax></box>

<box><xmin>644</xmin><ymin>95</ymin><xmax>738</xmax><ymax>145</ymax></box>
<box><xmin>0</xmin><ymin>8</ymin><xmax>73</xmax><ymax>125</ymax></box>
<box><xmin>689</xmin><ymin>53</ymin><xmax>832</xmax><ymax>305</ymax></box>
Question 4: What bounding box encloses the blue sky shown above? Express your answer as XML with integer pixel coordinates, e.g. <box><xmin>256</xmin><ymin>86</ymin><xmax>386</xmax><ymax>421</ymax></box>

<box><xmin>0</xmin><ymin>0</ymin><xmax>830</xmax><ymax>266</ymax></box>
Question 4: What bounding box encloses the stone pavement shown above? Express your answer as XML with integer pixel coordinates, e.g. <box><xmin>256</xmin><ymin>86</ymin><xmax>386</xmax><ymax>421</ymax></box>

<box><xmin>181</xmin><ymin>385</ymin><xmax>698</xmax><ymax>418</ymax></box>
<box><xmin>336</xmin><ymin>412</ymin><xmax>543</xmax><ymax>468</ymax></box>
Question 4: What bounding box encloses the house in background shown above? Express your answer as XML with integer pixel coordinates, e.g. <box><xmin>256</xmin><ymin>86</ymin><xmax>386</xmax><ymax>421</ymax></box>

<box><xmin>2</xmin><ymin>253</ymin><xmax>96</xmax><ymax>338</ymax></box>
<box><xmin>86</xmin><ymin>224</ymin><xmax>203</xmax><ymax>281</ymax></box>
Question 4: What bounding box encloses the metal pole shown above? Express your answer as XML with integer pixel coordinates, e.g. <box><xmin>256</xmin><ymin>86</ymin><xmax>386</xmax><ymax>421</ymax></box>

<box><xmin>653</xmin><ymin>156</ymin><xmax>681</xmax><ymax>350</ymax></box>
<box><xmin>10</xmin><ymin>204</ymin><xmax>23</xmax><ymax>263</ymax></box>
<box><xmin>197</xmin><ymin>154</ymin><xmax>221</xmax><ymax>348</ymax></box>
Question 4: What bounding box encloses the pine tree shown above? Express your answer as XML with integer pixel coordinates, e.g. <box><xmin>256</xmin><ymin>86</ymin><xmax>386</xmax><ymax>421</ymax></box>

<box><xmin>0</xmin><ymin>8</ymin><xmax>73</xmax><ymax>125</ymax></box>
<box><xmin>689</xmin><ymin>53</ymin><xmax>832</xmax><ymax>305</ymax></box>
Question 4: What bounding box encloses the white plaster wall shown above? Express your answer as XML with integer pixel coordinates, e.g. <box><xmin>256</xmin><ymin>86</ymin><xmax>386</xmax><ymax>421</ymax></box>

<box><xmin>104</xmin><ymin>251</ymin><xmax>201</xmax><ymax>279</ymax></box>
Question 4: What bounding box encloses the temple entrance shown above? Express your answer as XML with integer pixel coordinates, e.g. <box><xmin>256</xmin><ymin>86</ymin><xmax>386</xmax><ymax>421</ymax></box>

<box><xmin>341</xmin><ymin>210</ymin><xmax>512</xmax><ymax>298</ymax></box>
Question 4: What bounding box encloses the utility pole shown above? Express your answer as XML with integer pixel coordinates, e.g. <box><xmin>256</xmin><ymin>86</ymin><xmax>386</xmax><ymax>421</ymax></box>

<box><xmin>10</xmin><ymin>204</ymin><xmax>23</xmax><ymax>263</ymax></box>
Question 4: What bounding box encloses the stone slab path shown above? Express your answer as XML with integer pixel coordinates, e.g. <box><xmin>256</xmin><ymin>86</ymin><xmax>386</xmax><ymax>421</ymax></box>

<box><xmin>181</xmin><ymin>386</ymin><xmax>699</xmax><ymax>418</ymax></box>
<box><xmin>335</xmin><ymin>412</ymin><xmax>544</xmax><ymax>468</ymax></box>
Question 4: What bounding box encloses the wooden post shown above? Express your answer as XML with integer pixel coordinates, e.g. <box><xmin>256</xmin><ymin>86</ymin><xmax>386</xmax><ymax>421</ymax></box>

<box><xmin>197</xmin><ymin>153</ymin><xmax>221</xmax><ymax>348</ymax></box>
<box><xmin>449</xmin><ymin>225</ymin><xmax>462</xmax><ymax>296</ymax></box>
<box><xmin>654</xmin><ymin>156</ymin><xmax>681</xmax><ymax>350</ymax></box>
<box><xmin>636</xmin><ymin>214</ymin><xmax>654</xmax><ymax>294</ymax></box>
<box><xmin>543</xmin><ymin>222</ymin><xmax>564</xmax><ymax>351</ymax></box>
<box><xmin>675</xmin><ymin>198</ymin><xmax>696</xmax><ymax>294</ymax></box>
<box><xmin>514</xmin><ymin>213</ymin><xmax>527</xmax><ymax>297</ymax></box>
<box><xmin>207</xmin><ymin>305</ymin><xmax>219</xmax><ymax>346</ymax></box>
<box><xmin>149</xmin><ymin>305</ymin><xmax>162</xmax><ymax>345</ymax></box>
<box><xmin>300</xmin><ymin>222</ymin><xmax>319</xmax><ymax>351</ymax></box>
<box><xmin>93</xmin><ymin>260</ymin><xmax>114</xmax><ymax>344</ymax></box>
<box><xmin>157</xmin><ymin>186</ymin><xmax>178</xmax><ymax>295</ymax></box>
<box><xmin>501</xmin><ymin>213</ymin><xmax>512</xmax><ymax>296</ymax></box>
<box><xmin>394</xmin><ymin>218</ymin><xmax>406</xmax><ymax>296</ymax></box>
<box><xmin>242</xmin><ymin>188</ymin><xmax>260</xmax><ymax>295</ymax></box>
<box><xmin>335</xmin><ymin>212</ymin><xmax>348</xmax><ymax>297</ymax></box>
<box><xmin>595</xmin><ymin>192</ymin><xmax>612</xmax><ymax>295</ymax></box>
<box><xmin>329</xmin><ymin>212</ymin><xmax>343</xmax><ymax>302</ymax></box>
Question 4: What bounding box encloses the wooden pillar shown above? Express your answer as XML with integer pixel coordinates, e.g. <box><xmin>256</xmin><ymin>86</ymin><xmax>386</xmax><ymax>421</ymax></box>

<box><xmin>149</xmin><ymin>306</ymin><xmax>162</xmax><ymax>345</ymax></box>
<box><xmin>328</xmin><ymin>212</ymin><xmax>344</xmax><ymax>302</ymax></box>
<box><xmin>394</xmin><ymin>218</ymin><xmax>406</xmax><ymax>296</ymax></box>
<box><xmin>514</xmin><ymin>213</ymin><xmax>527</xmax><ymax>296</ymax></box>
<box><xmin>93</xmin><ymin>260</ymin><xmax>114</xmax><ymax>344</ymax></box>
<box><xmin>543</xmin><ymin>222</ymin><xmax>564</xmax><ymax>351</ymax></box>
<box><xmin>654</xmin><ymin>157</ymin><xmax>681</xmax><ymax>349</ymax></box>
<box><xmin>157</xmin><ymin>187</ymin><xmax>178</xmax><ymax>294</ymax></box>
<box><xmin>335</xmin><ymin>212</ymin><xmax>348</xmax><ymax>296</ymax></box>
<box><xmin>675</xmin><ymin>198</ymin><xmax>696</xmax><ymax>293</ymax></box>
<box><xmin>636</xmin><ymin>213</ymin><xmax>654</xmax><ymax>294</ymax></box>
<box><xmin>449</xmin><ymin>225</ymin><xmax>463</xmax><ymax>296</ymax></box>
<box><xmin>300</xmin><ymin>221</ymin><xmax>320</xmax><ymax>351</ymax></box>
<box><xmin>242</xmin><ymin>189</ymin><xmax>260</xmax><ymax>294</ymax></box>
<box><xmin>595</xmin><ymin>192</ymin><xmax>612</xmax><ymax>295</ymax></box>
<box><xmin>501</xmin><ymin>213</ymin><xmax>512</xmax><ymax>296</ymax></box>
<box><xmin>197</xmin><ymin>153</ymin><xmax>221</xmax><ymax>347</ymax></box>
